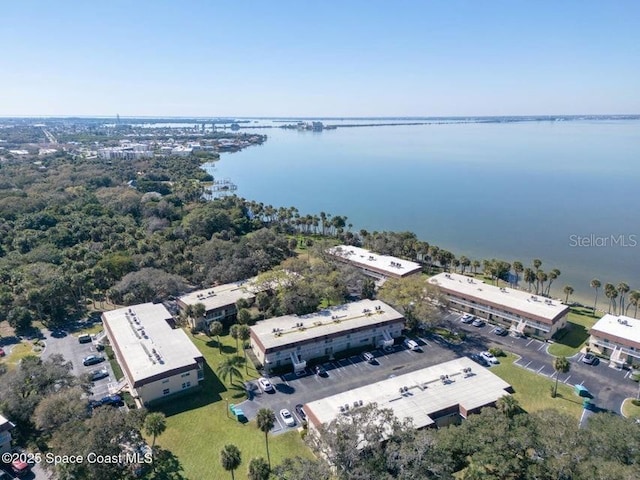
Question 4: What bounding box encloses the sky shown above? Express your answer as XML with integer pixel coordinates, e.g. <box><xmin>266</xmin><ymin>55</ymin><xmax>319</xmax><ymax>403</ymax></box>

<box><xmin>1</xmin><ymin>1</ymin><xmax>639</xmax><ymax>117</ymax></box>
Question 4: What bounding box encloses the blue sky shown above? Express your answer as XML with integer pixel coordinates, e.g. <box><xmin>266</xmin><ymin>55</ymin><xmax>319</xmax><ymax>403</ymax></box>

<box><xmin>2</xmin><ymin>1</ymin><xmax>639</xmax><ymax>117</ymax></box>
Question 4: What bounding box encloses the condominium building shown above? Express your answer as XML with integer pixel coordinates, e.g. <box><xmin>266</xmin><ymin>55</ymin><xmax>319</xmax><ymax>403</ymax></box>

<box><xmin>102</xmin><ymin>303</ymin><xmax>205</xmax><ymax>406</ymax></box>
<box><xmin>429</xmin><ymin>272</ymin><xmax>569</xmax><ymax>338</ymax></box>
<box><xmin>177</xmin><ymin>279</ymin><xmax>256</xmax><ymax>329</ymax></box>
<box><xmin>589</xmin><ymin>314</ymin><xmax>640</xmax><ymax>367</ymax></box>
<box><xmin>0</xmin><ymin>414</ymin><xmax>14</xmax><ymax>454</ymax></box>
<box><xmin>327</xmin><ymin>245</ymin><xmax>422</xmax><ymax>279</ymax></box>
<box><xmin>250</xmin><ymin>300</ymin><xmax>405</xmax><ymax>373</ymax></box>
<box><xmin>305</xmin><ymin>357</ymin><xmax>513</xmax><ymax>431</ymax></box>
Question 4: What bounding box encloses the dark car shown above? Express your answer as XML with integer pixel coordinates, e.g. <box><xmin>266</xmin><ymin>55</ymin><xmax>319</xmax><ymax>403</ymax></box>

<box><xmin>470</xmin><ymin>353</ymin><xmax>490</xmax><ymax>367</ymax></box>
<box><xmin>0</xmin><ymin>470</ymin><xmax>13</xmax><ymax>480</ymax></box>
<box><xmin>582</xmin><ymin>353</ymin><xmax>599</xmax><ymax>365</ymax></box>
<box><xmin>315</xmin><ymin>365</ymin><xmax>328</xmax><ymax>377</ymax></box>
<box><xmin>295</xmin><ymin>404</ymin><xmax>307</xmax><ymax>422</ymax></box>
<box><xmin>494</xmin><ymin>326</ymin><xmax>508</xmax><ymax>336</ymax></box>
<box><xmin>100</xmin><ymin>395</ymin><xmax>124</xmax><ymax>407</ymax></box>
<box><xmin>78</xmin><ymin>334</ymin><xmax>92</xmax><ymax>344</ymax></box>
<box><xmin>83</xmin><ymin>355</ymin><xmax>105</xmax><ymax>366</ymax></box>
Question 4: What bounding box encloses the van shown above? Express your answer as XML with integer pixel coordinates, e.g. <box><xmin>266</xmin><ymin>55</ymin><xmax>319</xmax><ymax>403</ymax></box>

<box><xmin>403</xmin><ymin>338</ymin><xmax>420</xmax><ymax>351</ymax></box>
<box><xmin>362</xmin><ymin>351</ymin><xmax>375</xmax><ymax>363</ymax></box>
<box><xmin>78</xmin><ymin>334</ymin><xmax>92</xmax><ymax>344</ymax></box>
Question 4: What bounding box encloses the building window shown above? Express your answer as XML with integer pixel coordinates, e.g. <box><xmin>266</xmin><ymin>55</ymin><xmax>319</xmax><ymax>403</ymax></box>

<box><xmin>181</xmin><ymin>382</ymin><xmax>191</xmax><ymax>389</ymax></box>
<box><xmin>162</xmin><ymin>379</ymin><xmax>170</xmax><ymax>384</ymax></box>
<box><xmin>181</xmin><ymin>372</ymin><xmax>190</xmax><ymax>378</ymax></box>
<box><xmin>163</xmin><ymin>389</ymin><xmax>170</xmax><ymax>395</ymax></box>
<box><xmin>361</xmin><ymin>338</ymin><xmax>369</xmax><ymax>343</ymax></box>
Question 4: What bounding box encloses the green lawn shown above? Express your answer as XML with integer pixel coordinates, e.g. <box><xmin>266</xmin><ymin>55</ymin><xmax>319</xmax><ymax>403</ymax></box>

<box><xmin>548</xmin><ymin>307</ymin><xmax>599</xmax><ymax>357</ymax></box>
<box><xmin>491</xmin><ymin>353</ymin><xmax>585</xmax><ymax>420</ymax></box>
<box><xmin>0</xmin><ymin>342</ymin><xmax>37</xmax><ymax>370</ymax></box>
<box><xmin>151</xmin><ymin>332</ymin><xmax>313</xmax><ymax>480</ymax></box>
<box><xmin>621</xmin><ymin>398</ymin><xmax>640</xmax><ymax>419</ymax></box>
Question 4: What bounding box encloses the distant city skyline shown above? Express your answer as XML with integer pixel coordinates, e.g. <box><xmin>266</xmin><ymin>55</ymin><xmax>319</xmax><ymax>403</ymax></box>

<box><xmin>2</xmin><ymin>1</ymin><xmax>639</xmax><ymax>117</ymax></box>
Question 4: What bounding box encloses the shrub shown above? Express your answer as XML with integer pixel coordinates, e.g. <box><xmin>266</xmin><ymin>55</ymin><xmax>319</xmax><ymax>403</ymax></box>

<box><xmin>632</xmin><ymin>399</ymin><xmax>640</xmax><ymax>407</ymax></box>
<box><xmin>489</xmin><ymin>347</ymin><xmax>505</xmax><ymax>357</ymax></box>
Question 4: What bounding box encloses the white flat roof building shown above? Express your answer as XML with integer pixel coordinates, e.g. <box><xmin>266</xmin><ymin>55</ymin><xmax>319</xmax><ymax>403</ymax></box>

<box><xmin>250</xmin><ymin>300</ymin><xmax>405</xmax><ymax>373</ymax></box>
<box><xmin>177</xmin><ymin>279</ymin><xmax>256</xmax><ymax>328</ymax></box>
<box><xmin>0</xmin><ymin>414</ymin><xmax>15</xmax><ymax>455</ymax></box>
<box><xmin>589</xmin><ymin>314</ymin><xmax>640</xmax><ymax>365</ymax></box>
<box><xmin>305</xmin><ymin>357</ymin><xmax>512</xmax><ymax>430</ymax></box>
<box><xmin>328</xmin><ymin>245</ymin><xmax>422</xmax><ymax>279</ymax></box>
<box><xmin>102</xmin><ymin>303</ymin><xmax>204</xmax><ymax>405</ymax></box>
<box><xmin>429</xmin><ymin>272</ymin><xmax>569</xmax><ymax>337</ymax></box>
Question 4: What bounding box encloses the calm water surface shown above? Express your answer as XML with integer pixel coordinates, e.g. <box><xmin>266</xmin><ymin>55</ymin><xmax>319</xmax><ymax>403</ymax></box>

<box><xmin>206</xmin><ymin>120</ymin><xmax>640</xmax><ymax>305</ymax></box>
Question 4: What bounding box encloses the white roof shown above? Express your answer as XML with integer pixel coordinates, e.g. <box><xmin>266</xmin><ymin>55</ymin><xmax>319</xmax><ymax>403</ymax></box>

<box><xmin>591</xmin><ymin>314</ymin><xmax>640</xmax><ymax>346</ymax></box>
<box><xmin>250</xmin><ymin>300</ymin><xmax>404</xmax><ymax>351</ymax></box>
<box><xmin>306</xmin><ymin>357</ymin><xmax>511</xmax><ymax>429</ymax></box>
<box><xmin>178</xmin><ymin>279</ymin><xmax>255</xmax><ymax>311</ymax></box>
<box><xmin>328</xmin><ymin>245</ymin><xmax>422</xmax><ymax>277</ymax></box>
<box><xmin>103</xmin><ymin>303</ymin><xmax>203</xmax><ymax>387</ymax></box>
<box><xmin>429</xmin><ymin>272</ymin><xmax>568</xmax><ymax>324</ymax></box>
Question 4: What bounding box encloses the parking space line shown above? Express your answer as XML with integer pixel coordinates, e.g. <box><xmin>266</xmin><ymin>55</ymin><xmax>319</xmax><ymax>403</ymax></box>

<box><xmin>563</xmin><ymin>375</ymin><xmax>571</xmax><ymax>384</ymax></box>
<box><xmin>537</xmin><ymin>343</ymin><xmax>546</xmax><ymax>351</ymax></box>
<box><xmin>526</xmin><ymin>339</ymin><xmax>535</xmax><ymax>346</ymax></box>
<box><xmin>524</xmin><ymin>361</ymin><xmax>532</xmax><ymax>368</ymax></box>
<box><xmin>537</xmin><ymin>366</ymin><xmax>545</xmax><ymax>373</ymax></box>
<box><xmin>625</xmin><ymin>371</ymin><xmax>631</xmax><ymax>379</ymax></box>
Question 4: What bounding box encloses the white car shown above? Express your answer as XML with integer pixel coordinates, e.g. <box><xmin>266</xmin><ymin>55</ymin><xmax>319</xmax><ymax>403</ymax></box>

<box><xmin>280</xmin><ymin>408</ymin><xmax>295</xmax><ymax>427</ymax></box>
<box><xmin>403</xmin><ymin>338</ymin><xmax>420</xmax><ymax>351</ymax></box>
<box><xmin>480</xmin><ymin>351</ymin><xmax>499</xmax><ymax>365</ymax></box>
<box><xmin>258</xmin><ymin>377</ymin><xmax>274</xmax><ymax>393</ymax></box>
<box><xmin>461</xmin><ymin>313</ymin><xmax>474</xmax><ymax>324</ymax></box>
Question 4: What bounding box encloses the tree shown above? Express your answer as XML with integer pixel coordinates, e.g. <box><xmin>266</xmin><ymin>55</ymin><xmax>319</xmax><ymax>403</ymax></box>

<box><xmin>591</xmin><ymin>278</ymin><xmax>601</xmax><ymax>314</ymax></box>
<box><xmin>617</xmin><ymin>282</ymin><xmax>630</xmax><ymax>315</ymax></box>
<box><xmin>217</xmin><ymin>356</ymin><xmax>244</xmax><ymax>386</ymax></box>
<box><xmin>230</xmin><ymin>324</ymin><xmax>242</xmax><ymax>354</ymax></box>
<box><xmin>144</xmin><ymin>412</ymin><xmax>167</xmax><ymax>449</ymax></box>
<box><xmin>378</xmin><ymin>276</ymin><xmax>445</xmax><ymax>331</ymax></box>
<box><xmin>524</xmin><ymin>268</ymin><xmax>536</xmax><ymax>292</ymax></box>
<box><xmin>192</xmin><ymin>302</ymin><xmax>206</xmax><ymax>324</ymax></box>
<box><xmin>256</xmin><ymin>408</ymin><xmax>276</xmax><ymax>468</ymax></box>
<box><xmin>472</xmin><ymin>259</ymin><xmax>481</xmax><ymax>274</ymax></box>
<box><xmin>629</xmin><ymin>290</ymin><xmax>640</xmax><ymax>318</ymax></box>
<box><xmin>533</xmin><ymin>258</ymin><xmax>542</xmax><ymax>272</ymax></box>
<box><xmin>496</xmin><ymin>395</ymin><xmax>522</xmax><ymax>419</ymax></box>
<box><xmin>237</xmin><ymin>308</ymin><xmax>252</xmax><ymax>325</ymax></box>
<box><xmin>604</xmin><ymin>283</ymin><xmax>618</xmax><ymax>314</ymax></box>
<box><xmin>563</xmin><ymin>285</ymin><xmax>574</xmax><ymax>304</ymax></box>
<box><xmin>237</xmin><ymin>324</ymin><xmax>251</xmax><ymax>372</ymax></box>
<box><xmin>208</xmin><ymin>320</ymin><xmax>223</xmax><ymax>353</ymax></box>
<box><xmin>552</xmin><ymin>356</ymin><xmax>571</xmax><ymax>397</ymax></box>
<box><xmin>272</xmin><ymin>457</ymin><xmax>331</xmax><ymax>480</ymax></box>
<box><xmin>220</xmin><ymin>444</ymin><xmax>242</xmax><ymax>480</ymax></box>
<box><xmin>361</xmin><ymin>277</ymin><xmax>376</xmax><ymax>300</ymax></box>
<box><xmin>248</xmin><ymin>457</ymin><xmax>270</xmax><ymax>480</ymax></box>
<box><xmin>546</xmin><ymin>268</ymin><xmax>561</xmax><ymax>296</ymax></box>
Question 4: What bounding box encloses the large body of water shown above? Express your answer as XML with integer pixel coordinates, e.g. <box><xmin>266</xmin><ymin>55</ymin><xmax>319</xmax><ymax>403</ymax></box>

<box><xmin>205</xmin><ymin>119</ymin><xmax>640</xmax><ymax>305</ymax></box>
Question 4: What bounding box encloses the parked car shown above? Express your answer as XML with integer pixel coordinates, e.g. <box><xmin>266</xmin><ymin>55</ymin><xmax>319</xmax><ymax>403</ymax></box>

<box><xmin>480</xmin><ymin>351</ymin><xmax>499</xmax><ymax>365</ymax></box>
<box><xmin>315</xmin><ymin>365</ymin><xmax>328</xmax><ymax>377</ymax></box>
<box><xmin>83</xmin><ymin>355</ymin><xmax>105</xmax><ymax>366</ymax></box>
<box><xmin>0</xmin><ymin>347</ymin><xmax>5</xmax><ymax>357</ymax></box>
<box><xmin>258</xmin><ymin>377</ymin><xmax>275</xmax><ymax>393</ymax></box>
<box><xmin>362</xmin><ymin>351</ymin><xmax>375</xmax><ymax>363</ymax></box>
<box><xmin>10</xmin><ymin>460</ymin><xmax>29</xmax><ymax>478</ymax></box>
<box><xmin>494</xmin><ymin>326</ymin><xmax>508</xmax><ymax>336</ymax></box>
<box><xmin>100</xmin><ymin>394</ymin><xmax>124</xmax><ymax>407</ymax></box>
<box><xmin>78</xmin><ymin>334</ymin><xmax>92</xmax><ymax>344</ymax></box>
<box><xmin>472</xmin><ymin>318</ymin><xmax>486</xmax><ymax>327</ymax></box>
<box><xmin>280</xmin><ymin>408</ymin><xmax>295</xmax><ymax>427</ymax></box>
<box><xmin>95</xmin><ymin>343</ymin><xmax>105</xmax><ymax>351</ymax></box>
<box><xmin>582</xmin><ymin>353</ymin><xmax>599</xmax><ymax>365</ymax></box>
<box><xmin>90</xmin><ymin>368</ymin><xmax>109</xmax><ymax>381</ymax></box>
<box><xmin>461</xmin><ymin>313</ymin><xmax>475</xmax><ymax>324</ymax></box>
<box><xmin>0</xmin><ymin>470</ymin><xmax>13</xmax><ymax>480</ymax></box>
<box><xmin>403</xmin><ymin>338</ymin><xmax>420</xmax><ymax>351</ymax></box>
<box><xmin>470</xmin><ymin>353</ymin><xmax>490</xmax><ymax>367</ymax></box>
<box><xmin>295</xmin><ymin>404</ymin><xmax>307</xmax><ymax>422</ymax></box>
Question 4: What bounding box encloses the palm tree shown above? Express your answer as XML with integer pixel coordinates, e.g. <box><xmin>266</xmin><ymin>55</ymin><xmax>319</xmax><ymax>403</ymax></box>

<box><xmin>563</xmin><ymin>285</ymin><xmax>574</xmax><ymax>304</ymax></box>
<box><xmin>512</xmin><ymin>261</ymin><xmax>524</xmax><ymax>287</ymax></box>
<box><xmin>524</xmin><ymin>268</ymin><xmax>536</xmax><ymax>292</ymax></box>
<box><xmin>629</xmin><ymin>290</ymin><xmax>640</xmax><ymax>318</ymax></box>
<box><xmin>546</xmin><ymin>269</ymin><xmax>561</xmax><ymax>296</ymax></box>
<box><xmin>217</xmin><ymin>356</ymin><xmax>244</xmax><ymax>386</ymax></box>
<box><xmin>496</xmin><ymin>395</ymin><xmax>521</xmax><ymax>419</ymax></box>
<box><xmin>604</xmin><ymin>283</ymin><xmax>618</xmax><ymax>314</ymax></box>
<box><xmin>552</xmin><ymin>356</ymin><xmax>571</xmax><ymax>397</ymax></box>
<box><xmin>533</xmin><ymin>258</ymin><xmax>542</xmax><ymax>272</ymax></box>
<box><xmin>220</xmin><ymin>444</ymin><xmax>242</xmax><ymax>480</ymax></box>
<box><xmin>256</xmin><ymin>408</ymin><xmax>276</xmax><ymax>468</ymax></box>
<box><xmin>617</xmin><ymin>282</ymin><xmax>630</xmax><ymax>315</ymax></box>
<box><xmin>193</xmin><ymin>302</ymin><xmax>206</xmax><ymax>325</ymax></box>
<box><xmin>144</xmin><ymin>412</ymin><xmax>166</xmax><ymax>470</ymax></box>
<box><xmin>247</xmin><ymin>457</ymin><xmax>270</xmax><ymax>480</ymax></box>
<box><xmin>591</xmin><ymin>278</ymin><xmax>601</xmax><ymax>314</ymax></box>
<box><xmin>536</xmin><ymin>270</ymin><xmax>547</xmax><ymax>296</ymax></box>
<box><xmin>209</xmin><ymin>320</ymin><xmax>223</xmax><ymax>353</ymax></box>
<box><xmin>472</xmin><ymin>260</ymin><xmax>481</xmax><ymax>275</ymax></box>
<box><xmin>238</xmin><ymin>324</ymin><xmax>251</xmax><ymax>372</ymax></box>
<box><xmin>230</xmin><ymin>324</ymin><xmax>241</xmax><ymax>354</ymax></box>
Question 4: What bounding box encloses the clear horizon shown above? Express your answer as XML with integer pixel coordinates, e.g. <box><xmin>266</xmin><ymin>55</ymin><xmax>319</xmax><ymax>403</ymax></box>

<box><xmin>3</xmin><ymin>1</ymin><xmax>639</xmax><ymax>117</ymax></box>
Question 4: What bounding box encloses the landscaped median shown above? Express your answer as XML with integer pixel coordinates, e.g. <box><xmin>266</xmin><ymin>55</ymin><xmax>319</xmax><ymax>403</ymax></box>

<box><xmin>548</xmin><ymin>307</ymin><xmax>598</xmax><ymax>357</ymax></box>
<box><xmin>152</xmin><ymin>331</ymin><xmax>313</xmax><ymax>480</ymax></box>
<box><xmin>621</xmin><ymin>398</ymin><xmax>640</xmax><ymax>419</ymax></box>
<box><xmin>491</xmin><ymin>353</ymin><xmax>585</xmax><ymax>420</ymax></box>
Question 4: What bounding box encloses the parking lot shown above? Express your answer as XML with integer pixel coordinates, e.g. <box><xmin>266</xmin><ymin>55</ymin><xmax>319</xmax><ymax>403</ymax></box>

<box><xmin>42</xmin><ymin>326</ymin><xmax>117</xmax><ymax>401</ymax></box>
<box><xmin>239</xmin><ymin>339</ymin><xmax>459</xmax><ymax>434</ymax></box>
